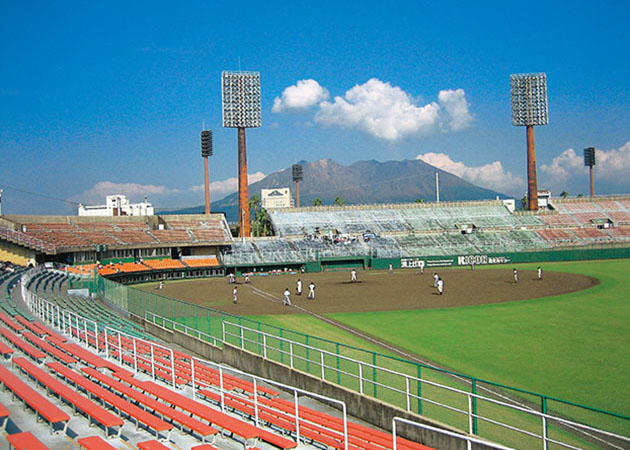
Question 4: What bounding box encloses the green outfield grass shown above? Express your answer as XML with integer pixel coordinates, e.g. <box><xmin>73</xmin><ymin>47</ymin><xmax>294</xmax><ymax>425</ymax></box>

<box><xmin>247</xmin><ymin>259</ymin><xmax>630</xmax><ymax>440</ymax></box>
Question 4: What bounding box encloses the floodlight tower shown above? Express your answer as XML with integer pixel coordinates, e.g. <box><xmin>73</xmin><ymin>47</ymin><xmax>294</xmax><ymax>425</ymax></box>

<box><xmin>222</xmin><ymin>71</ymin><xmax>262</xmax><ymax>237</ymax></box>
<box><xmin>510</xmin><ymin>73</ymin><xmax>549</xmax><ymax>211</ymax></box>
<box><xmin>584</xmin><ymin>147</ymin><xmax>596</xmax><ymax>197</ymax></box>
<box><xmin>200</xmin><ymin>130</ymin><xmax>213</xmax><ymax>214</ymax></box>
<box><xmin>292</xmin><ymin>164</ymin><xmax>303</xmax><ymax>207</ymax></box>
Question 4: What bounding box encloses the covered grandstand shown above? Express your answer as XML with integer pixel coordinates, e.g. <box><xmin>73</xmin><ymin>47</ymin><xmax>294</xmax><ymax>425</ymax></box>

<box><xmin>2</xmin><ymin>196</ymin><xmax>630</xmax><ymax>274</ymax></box>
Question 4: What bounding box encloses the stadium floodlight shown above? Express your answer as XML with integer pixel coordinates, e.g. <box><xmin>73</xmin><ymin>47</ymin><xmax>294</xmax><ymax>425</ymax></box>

<box><xmin>510</xmin><ymin>73</ymin><xmax>549</xmax><ymax>126</ymax></box>
<box><xmin>510</xmin><ymin>73</ymin><xmax>549</xmax><ymax>211</ymax></box>
<box><xmin>222</xmin><ymin>71</ymin><xmax>262</xmax><ymax>237</ymax></box>
<box><xmin>200</xmin><ymin>130</ymin><xmax>213</xmax><ymax>214</ymax></box>
<box><xmin>292</xmin><ymin>164</ymin><xmax>303</xmax><ymax>207</ymax></box>
<box><xmin>201</xmin><ymin>130</ymin><xmax>213</xmax><ymax>157</ymax></box>
<box><xmin>584</xmin><ymin>147</ymin><xmax>596</xmax><ymax>197</ymax></box>
<box><xmin>222</xmin><ymin>71</ymin><xmax>262</xmax><ymax>129</ymax></box>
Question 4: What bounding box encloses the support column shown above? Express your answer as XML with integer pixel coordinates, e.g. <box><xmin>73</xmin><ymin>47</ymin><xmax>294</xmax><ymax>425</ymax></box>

<box><xmin>204</xmin><ymin>156</ymin><xmax>211</xmax><ymax>214</ymax></box>
<box><xmin>296</xmin><ymin>181</ymin><xmax>300</xmax><ymax>208</ymax></box>
<box><xmin>527</xmin><ymin>125</ymin><xmax>538</xmax><ymax>211</ymax></box>
<box><xmin>589</xmin><ymin>166</ymin><xmax>595</xmax><ymax>197</ymax></box>
<box><xmin>238</xmin><ymin>127</ymin><xmax>250</xmax><ymax>237</ymax></box>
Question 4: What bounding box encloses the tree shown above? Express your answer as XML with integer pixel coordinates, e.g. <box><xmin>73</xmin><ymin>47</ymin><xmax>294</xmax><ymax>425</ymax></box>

<box><xmin>577</xmin><ymin>193</ymin><xmax>584</xmax><ymax>198</ymax></box>
<box><xmin>249</xmin><ymin>194</ymin><xmax>261</xmax><ymax>216</ymax></box>
<box><xmin>334</xmin><ymin>196</ymin><xmax>345</xmax><ymax>206</ymax></box>
<box><xmin>312</xmin><ymin>197</ymin><xmax>322</xmax><ymax>206</ymax></box>
<box><xmin>252</xmin><ymin>207</ymin><xmax>273</xmax><ymax>237</ymax></box>
<box><xmin>415</xmin><ymin>198</ymin><xmax>425</xmax><ymax>203</ymax></box>
<box><xmin>560</xmin><ymin>191</ymin><xmax>569</xmax><ymax>199</ymax></box>
<box><xmin>520</xmin><ymin>195</ymin><xmax>528</xmax><ymax>210</ymax></box>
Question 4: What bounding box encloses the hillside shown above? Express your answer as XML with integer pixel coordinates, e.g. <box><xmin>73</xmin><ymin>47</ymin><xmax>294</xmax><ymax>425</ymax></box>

<box><xmin>164</xmin><ymin>158</ymin><xmax>504</xmax><ymax>221</ymax></box>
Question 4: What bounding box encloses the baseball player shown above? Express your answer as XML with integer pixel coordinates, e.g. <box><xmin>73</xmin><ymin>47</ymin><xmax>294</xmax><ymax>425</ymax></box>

<box><xmin>351</xmin><ymin>269</ymin><xmax>357</xmax><ymax>282</ymax></box>
<box><xmin>283</xmin><ymin>288</ymin><xmax>292</xmax><ymax>306</ymax></box>
<box><xmin>296</xmin><ymin>279</ymin><xmax>302</xmax><ymax>296</ymax></box>
<box><xmin>308</xmin><ymin>282</ymin><xmax>315</xmax><ymax>299</ymax></box>
<box><xmin>437</xmin><ymin>278</ymin><xmax>444</xmax><ymax>295</ymax></box>
<box><xmin>232</xmin><ymin>286</ymin><xmax>238</xmax><ymax>304</ymax></box>
<box><xmin>537</xmin><ymin>266</ymin><xmax>542</xmax><ymax>280</ymax></box>
<box><xmin>513</xmin><ymin>268</ymin><xmax>518</xmax><ymax>283</ymax></box>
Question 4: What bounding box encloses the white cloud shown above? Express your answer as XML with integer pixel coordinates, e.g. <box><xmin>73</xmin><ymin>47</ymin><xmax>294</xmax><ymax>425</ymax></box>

<box><xmin>71</xmin><ymin>181</ymin><xmax>178</xmax><ymax>205</ymax></box>
<box><xmin>272</xmin><ymin>79</ymin><xmax>329</xmax><ymax>112</ymax></box>
<box><xmin>541</xmin><ymin>141</ymin><xmax>630</xmax><ymax>181</ymax></box>
<box><xmin>313</xmin><ymin>78</ymin><xmax>472</xmax><ymax>141</ymax></box>
<box><xmin>417</xmin><ymin>152</ymin><xmax>524</xmax><ymax>195</ymax></box>
<box><xmin>540</xmin><ymin>141</ymin><xmax>630</xmax><ymax>193</ymax></box>
<box><xmin>190</xmin><ymin>171</ymin><xmax>266</xmax><ymax>200</ymax></box>
<box><xmin>438</xmin><ymin>89</ymin><xmax>473</xmax><ymax>131</ymax></box>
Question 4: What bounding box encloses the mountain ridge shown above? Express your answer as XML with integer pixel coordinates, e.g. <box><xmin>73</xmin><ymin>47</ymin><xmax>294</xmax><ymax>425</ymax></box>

<box><xmin>161</xmin><ymin>158</ymin><xmax>505</xmax><ymax>221</ymax></box>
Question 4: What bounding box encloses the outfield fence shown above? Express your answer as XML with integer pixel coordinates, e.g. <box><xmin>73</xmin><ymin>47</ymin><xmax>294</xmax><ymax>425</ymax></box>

<box><xmin>94</xmin><ymin>273</ymin><xmax>630</xmax><ymax>449</ymax></box>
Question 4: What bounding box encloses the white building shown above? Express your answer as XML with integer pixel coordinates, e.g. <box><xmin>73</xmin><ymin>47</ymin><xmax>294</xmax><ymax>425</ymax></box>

<box><xmin>261</xmin><ymin>188</ymin><xmax>293</xmax><ymax>209</ymax></box>
<box><xmin>78</xmin><ymin>195</ymin><xmax>154</xmax><ymax>217</ymax></box>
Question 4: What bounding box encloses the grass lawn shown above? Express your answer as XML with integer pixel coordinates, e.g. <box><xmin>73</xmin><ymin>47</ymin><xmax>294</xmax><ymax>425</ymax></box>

<box><xmin>248</xmin><ymin>260</ymin><xmax>630</xmax><ymax>435</ymax></box>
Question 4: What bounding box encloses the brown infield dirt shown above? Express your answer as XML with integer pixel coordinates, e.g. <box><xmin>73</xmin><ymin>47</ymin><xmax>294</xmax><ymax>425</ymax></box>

<box><xmin>140</xmin><ymin>267</ymin><xmax>599</xmax><ymax>316</ymax></box>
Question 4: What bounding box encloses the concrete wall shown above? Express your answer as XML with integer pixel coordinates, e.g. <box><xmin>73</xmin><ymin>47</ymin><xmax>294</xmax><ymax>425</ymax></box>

<box><xmin>142</xmin><ymin>318</ymin><xmax>497</xmax><ymax>450</ymax></box>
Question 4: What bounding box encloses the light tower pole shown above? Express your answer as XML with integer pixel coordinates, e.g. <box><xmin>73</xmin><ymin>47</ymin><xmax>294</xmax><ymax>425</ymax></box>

<box><xmin>584</xmin><ymin>147</ymin><xmax>596</xmax><ymax>197</ymax></box>
<box><xmin>200</xmin><ymin>130</ymin><xmax>213</xmax><ymax>214</ymax></box>
<box><xmin>222</xmin><ymin>71</ymin><xmax>262</xmax><ymax>237</ymax></box>
<box><xmin>510</xmin><ymin>73</ymin><xmax>549</xmax><ymax>211</ymax></box>
<box><xmin>292</xmin><ymin>164</ymin><xmax>303</xmax><ymax>207</ymax></box>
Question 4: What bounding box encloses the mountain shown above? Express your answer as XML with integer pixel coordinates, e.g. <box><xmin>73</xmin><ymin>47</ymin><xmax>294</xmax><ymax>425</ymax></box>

<box><xmin>161</xmin><ymin>158</ymin><xmax>505</xmax><ymax>221</ymax></box>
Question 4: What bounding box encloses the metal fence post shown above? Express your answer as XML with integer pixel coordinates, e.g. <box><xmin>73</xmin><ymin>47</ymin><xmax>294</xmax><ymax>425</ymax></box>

<box><xmin>472</xmin><ymin>378</ymin><xmax>478</xmax><ymax>435</ymax></box>
<box><xmin>417</xmin><ymin>364</ymin><xmax>422</xmax><ymax>415</ymax></box>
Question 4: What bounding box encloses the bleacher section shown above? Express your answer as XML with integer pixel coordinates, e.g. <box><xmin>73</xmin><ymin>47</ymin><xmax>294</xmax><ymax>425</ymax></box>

<box><xmin>1</xmin><ymin>214</ymin><xmax>233</xmax><ymax>253</ymax></box>
<box><xmin>269</xmin><ymin>201</ymin><xmax>545</xmax><ymax>237</ymax></box>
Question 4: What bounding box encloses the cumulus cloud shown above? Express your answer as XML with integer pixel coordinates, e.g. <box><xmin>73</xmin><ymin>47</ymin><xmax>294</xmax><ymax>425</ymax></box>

<box><xmin>541</xmin><ymin>141</ymin><xmax>630</xmax><ymax>181</ymax></box>
<box><xmin>272</xmin><ymin>79</ymin><xmax>329</xmax><ymax>112</ymax></box>
<box><xmin>438</xmin><ymin>89</ymin><xmax>473</xmax><ymax>131</ymax></box>
<box><xmin>313</xmin><ymin>78</ymin><xmax>472</xmax><ymax>141</ymax></box>
<box><xmin>71</xmin><ymin>181</ymin><xmax>178</xmax><ymax>205</ymax></box>
<box><xmin>190</xmin><ymin>172</ymin><xmax>266</xmax><ymax>200</ymax></box>
<box><xmin>417</xmin><ymin>152</ymin><xmax>524</xmax><ymax>195</ymax></box>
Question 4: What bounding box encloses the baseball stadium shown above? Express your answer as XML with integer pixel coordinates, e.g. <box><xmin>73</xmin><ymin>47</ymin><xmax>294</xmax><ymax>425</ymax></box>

<box><xmin>1</xmin><ymin>191</ymin><xmax>630</xmax><ymax>450</ymax></box>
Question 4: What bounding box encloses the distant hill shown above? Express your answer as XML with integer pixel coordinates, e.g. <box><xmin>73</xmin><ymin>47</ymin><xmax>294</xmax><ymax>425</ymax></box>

<box><xmin>161</xmin><ymin>158</ymin><xmax>504</xmax><ymax>221</ymax></box>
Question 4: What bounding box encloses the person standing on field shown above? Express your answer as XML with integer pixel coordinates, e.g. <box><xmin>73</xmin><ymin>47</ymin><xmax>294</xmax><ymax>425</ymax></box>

<box><xmin>350</xmin><ymin>268</ymin><xmax>357</xmax><ymax>282</ymax></box>
<box><xmin>433</xmin><ymin>273</ymin><xmax>439</xmax><ymax>288</ymax></box>
<box><xmin>437</xmin><ymin>278</ymin><xmax>444</xmax><ymax>295</ymax></box>
<box><xmin>232</xmin><ymin>286</ymin><xmax>238</xmax><ymax>304</ymax></box>
<box><xmin>296</xmin><ymin>279</ymin><xmax>302</xmax><ymax>296</ymax></box>
<box><xmin>537</xmin><ymin>266</ymin><xmax>542</xmax><ymax>280</ymax></box>
<box><xmin>283</xmin><ymin>288</ymin><xmax>292</xmax><ymax>306</ymax></box>
<box><xmin>308</xmin><ymin>282</ymin><xmax>315</xmax><ymax>299</ymax></box>
<box><xmin>513</xmin><ymin>268</ymin><xmax>518</xmax><ymax>283</ymax></box>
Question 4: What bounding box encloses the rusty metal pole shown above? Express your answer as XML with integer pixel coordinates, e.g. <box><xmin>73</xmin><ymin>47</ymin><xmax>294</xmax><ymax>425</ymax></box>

<box><xmin>526</xmin><ymin>125</ymin><xmax>538</xmax><ymax>211</ymax></box>
<box><xmin>590</xmin><ymin>166</ymin><xmax>595</xmax><ymax>197</ymax></box>
<box><xmin>204</xmin><ymin>156</ymin><xmax>211</xmax><ymax>214</ymax></box>
<box><xmin>296</xmin><ymin>180</ymin><xmax>300</xmax><ymax>208</ymax></box>
<box><xmin>238</xmin><ymin>127</ymin><xmax>250</xmax><ymax>237</ymax></box>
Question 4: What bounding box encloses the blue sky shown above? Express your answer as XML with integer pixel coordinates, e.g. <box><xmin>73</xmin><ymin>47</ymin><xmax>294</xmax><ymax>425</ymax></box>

<box><xmin>1</xmin><ymin>0</ymin><xmax>629</xmax><ymax>214</ymax></box>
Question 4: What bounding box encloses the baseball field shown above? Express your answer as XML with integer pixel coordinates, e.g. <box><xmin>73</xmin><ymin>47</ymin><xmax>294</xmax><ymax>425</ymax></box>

<box><xmin>136</xmin><ymin>258</ymin><xmax>630</xmax><ymax>445</ymax></box>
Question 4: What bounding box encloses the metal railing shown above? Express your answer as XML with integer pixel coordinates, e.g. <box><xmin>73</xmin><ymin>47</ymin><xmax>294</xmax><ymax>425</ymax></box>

<box><xmin>219</xmin><ymin>320</ymin><xmax>630</xmax><ymax>450</ymax></box>
<box><xmin>393</xmin><ymin>417</ymin><xmax>514</xmax><ymax>450</ymax></box>
<box><xmin>21</xmin><ymin>273</ymin><xmax>351</xmax><ymax>450</ymax></box>
<box><xmin>0</xmin><ymin>225</ymin><xmax>56</xmax><ymax>253</ymax></box>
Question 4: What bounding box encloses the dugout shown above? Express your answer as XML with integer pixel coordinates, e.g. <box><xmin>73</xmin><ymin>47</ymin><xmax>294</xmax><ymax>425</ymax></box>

<box><xmin>320</xmin><ymin>256</ymin><xmax>368</xmax><ymax>271</ymax></box>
